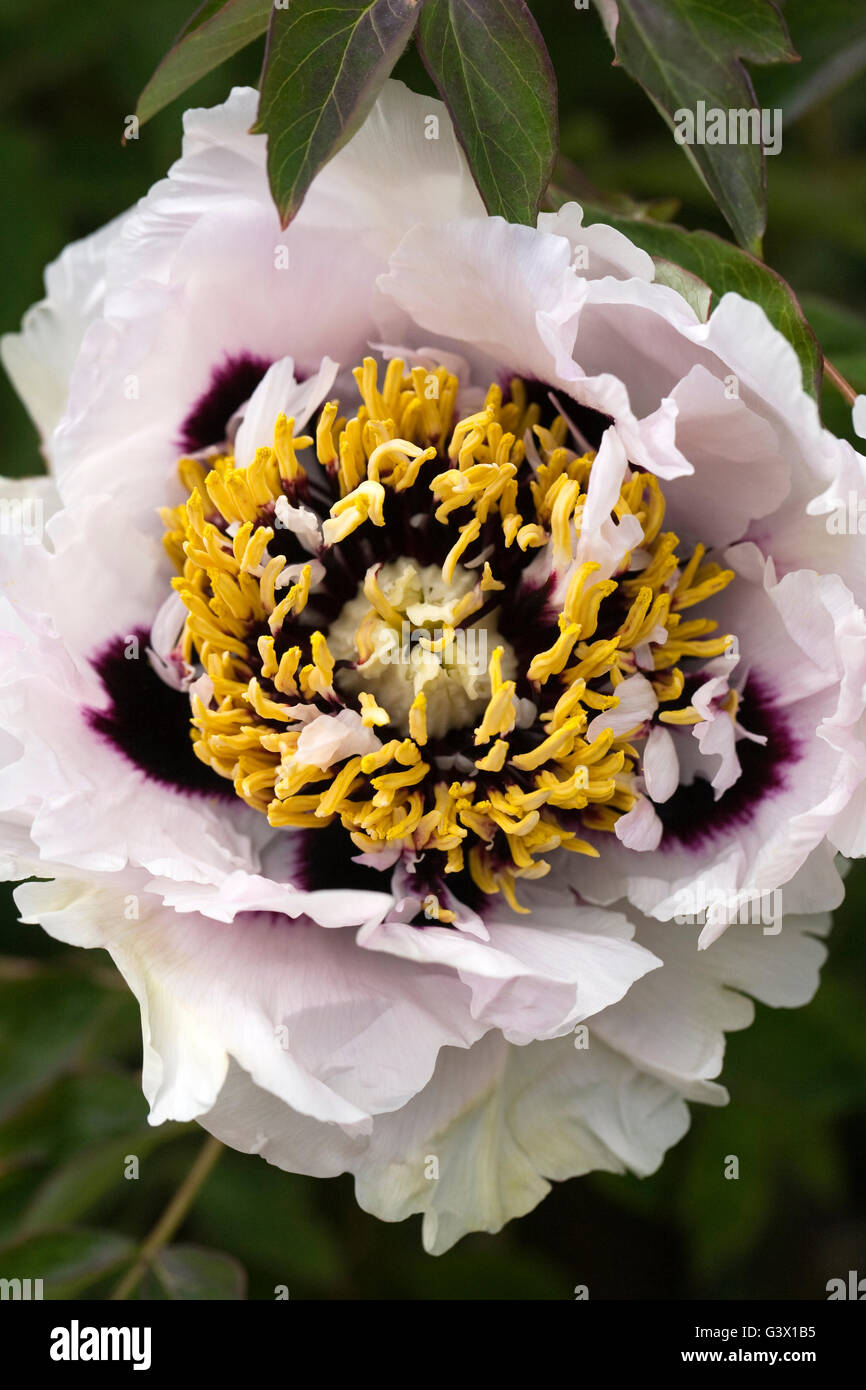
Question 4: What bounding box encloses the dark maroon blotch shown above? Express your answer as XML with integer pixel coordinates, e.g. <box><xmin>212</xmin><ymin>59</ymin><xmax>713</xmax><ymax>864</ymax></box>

<box><xmin>656</xmin><ymin>677</ymin><xmax>798</xmax><ymax>848</ymax></box>
<box><xmin>178</xmin><ymin>353</ymin><xmax>272</xmax><ymax>454</ymax></box>
<box><xmin>87</xmin><ymin>629</ymin><xmax>233</xmax><ymax>799</ymax></box>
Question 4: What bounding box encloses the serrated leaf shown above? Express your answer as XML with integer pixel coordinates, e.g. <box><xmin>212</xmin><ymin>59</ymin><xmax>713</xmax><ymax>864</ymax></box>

<box><xmin>417</xmin><ymin>0</ymin><xmax>557</xmax><ymax>225</ymax></box>
<box><xmin>0</xmin><ymin>1227</ymin><xmax>135</xmax><ymax>1298</ymax></box>
<box><xmin>593</xmin><ymin>0</ymin><xmax>797</xmax><ymax>252</ymax></box>
<box><xmin>254</xmin><ymin>0</ymin><xmax>421</xmax><ymax>227</ymax></box>
<box><xmin>578</xmin><ymin>202</ymin><xmax>821</xmax><ymax>397</ymax></box>
<box><xmin>147</xmin><ymin>1243</ymin><xmax>247</xmax><ymax>1300</ymax></box>
<box><xmin>137</xmin><ymin>0</ymin><xmax>271</xmax><ymax>125</ymax></box>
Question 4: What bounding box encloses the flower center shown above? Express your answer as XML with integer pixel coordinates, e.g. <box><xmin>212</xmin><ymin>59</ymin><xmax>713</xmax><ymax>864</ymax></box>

<box><xmin>328</xmin><ymin>559</ymin><xmax>517</xmax><ymax>739</ymax></box>
<box><xmin>160</xmin><ymin>358</ymin><xmax>739</xmax><ymax>915</ymax></box>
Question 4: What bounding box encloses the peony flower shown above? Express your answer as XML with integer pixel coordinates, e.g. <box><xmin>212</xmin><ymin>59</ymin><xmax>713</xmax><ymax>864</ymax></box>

<box><xmin>2</xmin><ymin>81</ymin><xmax>864</xmax><ymax>1254</ymax></box>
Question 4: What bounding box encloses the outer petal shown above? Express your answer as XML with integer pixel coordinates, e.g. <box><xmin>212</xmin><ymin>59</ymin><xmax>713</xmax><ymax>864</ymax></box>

<box><xmin>352</xmin><ymin>1032</ymin><xmax>689</xmax><ymax>1254</ymax></box>
<box><xmin>593</xmin><ymin>907</ymin><xmax>829</xmax><ymax>1101</ymax></box>
<box><xmin>0</xmin><ymin>474</ymin><xmax>61</xmax><ymax>536</ymax></box>
<box><xmin>378</xmin><ymin>215</ymin><xmax>585</xmax><ymax>390</ymax></box>
<box><xmin>538</xmin><ymin>202</ymin><xmax>654</xmax><ymax>282</ymax></box>
<box><xmin>0</xmin><ymin>216</ymin><xmax>126</xmax><ymax>448</ymax></box>
<box><xmin>195</xmin><ymin>1036</ymin><xmax>686</xmax><ymax>1252</ymax></box>
<box><xmin>684</xmin><ymin>292</ymin><xmax>866</xmax><ymax>600</ymax></box>
<box><xmin>377</xmin><ymin>213</ymin><xmax>735</xmax><ymax>485</ymax></box>
<box><xmin>0</xmin><ymin>523</ymin><xmax>260</xmax><ymax>886</ymax></box>
<box><xmin>12</xmin><ymin>82</ymin><xmax>480</xmax><ymax>521</ymax></box>
<box><xmin>646</xmin><ymin>364</ymin><xmax>790</xmax><ymax>549</ymax></box>
<box><xmin>13</xmin><ymin>876</ymin><xmax>486</xmax><ymax>1128</ymax></box>
<box><xmin>211</xmin><ymin>903</ymin><xmax>830</xmax><ymax>1254</ymax></box>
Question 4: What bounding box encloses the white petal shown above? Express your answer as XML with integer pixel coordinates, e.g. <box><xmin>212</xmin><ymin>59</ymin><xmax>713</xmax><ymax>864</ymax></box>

<box><xmin>14</xmin><ymin>876</ymin><xmax>484</xmax><ymax>1127</ymax></box>
<box><xmin>693</xmin><ymin>706</ymin><xmax>742</xmax><ymax>798</ymax></box>
<box><xmin>614</xmin><ymin>795</ymin><xmax>664</xmax><ymax>851</ymax></box>
<box><xmin>645</xmin><ymin>364</ymin><xmax>790</xmax><ymax>548</ymax></box>
<box><xmin>586</xmin><ymin>670</ymin><xmax>657</xmax><ymax>739</ymax></box>
<box><xmin>379</xmin><ymin>215</ymin><xmax>584</xmax><ymax>387</ymax></box>
<box><xmin>303</xmin><ymin>80</ymin><xmax>484</xmax><ymax>253</ymax></box>
<box><xmin>0</xmin><ymin>540</ymin><xmax>262</xmax><ymax>886</ymax></box>
<box><xmin>232</xmin><ymin>355</ymin><xmax>338</xmax><ymax>467</ymax></box>
<box><xmin>273</xmin><ymin>496</ymin><xmax>322</xmax><ymax>552</ymax></box>
<box><xmin>593</xmin><ymin>907</ymin><xmax>829</xmax><ymax>1101</ymax></box>
<box><xmin>537</xmin><ymin>202</ymin><xmax>654</xmax><ymax>281</ymax></box>
<box><xmin>643</xmin><ymin>724</ymin><xmax>679</xmax><ymax>803</ymax></box>
<box><xmin>0</xmin><ymin>474</ymin><xmax>60</xmax><ymax>540</ymax></box>
<box><xmin>353</xmin><ymin>1032</ymin><xmax>689</xmax><ymax>1254</ymax></box>
<box><xmin>359</xmin><ymin>895</ymin><xmax>661</xmax><ymax>1044</ymax></box>
<box><xmin>575</xmin><ymin>428</ymin><xmax>645</xmax><ymax>579</ymax></box>
<box><xmin>294</xmin><ymin>710</ymin><xmax>381</xmax><ymax>771</ymax></box>
<box><xmin>1</xmin><ymin>215</ymin><xmax>127</xmax><ymax>447</ymax></box>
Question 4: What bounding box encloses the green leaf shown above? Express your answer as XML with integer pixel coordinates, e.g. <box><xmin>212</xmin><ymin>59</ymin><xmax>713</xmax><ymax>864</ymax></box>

<box><xmin>417</xmin><ymin>0</ymin><xmax>557</xmax><ymax>225</ymax></box>
<box><xmin>593</xmin><ymin>0</ymin><xmax>797</xmax><ymax>253</ymax></box>
<box><xmin>253</xmin><ymin>0</ymin><xmax>421</xmax><ymax>227</ymax></box>
<box><xmin>578</xmin><ymin>202</ymin><xmax>822</xmax><ymax>397</ymax></box>
<box><xmin>651</xmin><ymin>258</ymin><xmax>712</xmax><ymax>320</ymax></box>
<box><xmin>0</xmin><ymin>1227</ymin><xmax>135</xmax><ymax>1298</ymax></box>
<box><xmin>137</xmin><ymin>0</ymin><xmax>271</xmax><ymax>125</ymax></box>
<box><xmin>17</xmin><ymin>1124</ymin><xmax>191</xmax><ymax>1236</ymax></box>
<box><xmin>0</xmin><ymin>973</ymin><xmax>108</xmax><ymax>1124</ymax></box>
<box><xmin>146</xmin><ymin>1244</ymin><xmax>247</xmax><ymax>1299</ymax></box>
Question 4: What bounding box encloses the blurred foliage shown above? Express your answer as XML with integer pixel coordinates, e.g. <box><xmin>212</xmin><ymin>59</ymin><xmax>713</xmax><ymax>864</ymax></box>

<box><xmin>0</xmin><ymin>0</ymin><xmax>864</xmax><ymax>1299</ymax></box>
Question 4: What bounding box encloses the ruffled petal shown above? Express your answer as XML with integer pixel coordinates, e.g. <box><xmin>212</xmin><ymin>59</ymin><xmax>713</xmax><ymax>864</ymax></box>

<box><xmin>358</xmin><ymin>886</ymin><xmax>661</xmax><ymax>1044</ymax></box>
<box><xmin>593</xmin><ymin>906</ymin><xmax>829</xmax><ymax>1100</ymax></box>
<box><xmin>352</xmin><ymin>1032</ymin><xmax>689</xmax><ymax>1254</ymax></box>
<box><xmin>13</xmin><ymin>876</ymin><xmax>485</xmax><ymax>1127</ymax></box>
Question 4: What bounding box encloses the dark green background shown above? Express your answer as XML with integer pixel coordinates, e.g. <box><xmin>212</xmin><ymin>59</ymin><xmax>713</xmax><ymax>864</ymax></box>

<box><xmin>0</xmin><ymin>0</ymin><xmax>864</xmax><ymax>1298</ymax></box>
